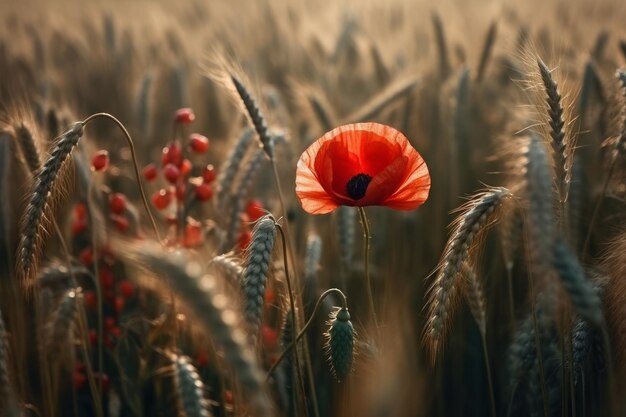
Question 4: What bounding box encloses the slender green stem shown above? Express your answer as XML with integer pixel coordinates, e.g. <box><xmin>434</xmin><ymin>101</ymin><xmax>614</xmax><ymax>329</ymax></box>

<box><xmin>266</xmin><ymin>288</ymin><xmax>348</xmax><ymax>380</ymax></box>
<box><xmin>276</xmin><ymin>224</ymin><xmax>307</xmax><ymax>416</ymax></box>
<box><xmin>357</xmin><ymin>207</ymin><xmax>379</xmax><ymax>331</ymax></box>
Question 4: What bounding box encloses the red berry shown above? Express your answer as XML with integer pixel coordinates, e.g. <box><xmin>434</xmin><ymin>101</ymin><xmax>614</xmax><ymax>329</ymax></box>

<box><xmin>111</xmin><ymin>214</ymin><xmax>129</xmax><ymax>232</ymax></box>
<box><xmin>79</xmin><ymin>247</ymin><xmax>93</xmax><ymax>266</ymax></box>
<box><xmin>109</xmin><ymin>193</ymin><xmax>127</xmax><ymax>215</ymax></box>
<box><xmin>262</xmin><ymin>326</ymin><xmax>279</xmax><ymax>349</ymax></box>
<box><xmin>72</xmin><ymin>220</ymin><xmax>87</xmax><ymax>236</ymax></box>
<box><xmin>151</xmin><ymin>189</ymin><xmax>172</xmax><ymax>210</ymax></box>
<box><xmin>202</xmin><ymin>164</ymin><xmax>216</xmax><ymax>183</ymax></box>
<box><xmin>246</xmin><ymin>200</ymin><xmax>265</xmax><ymax>221</ymax></box>
<box><xmin>189</xmin><ymin>133</ymin><xmax>209</xmax><ymax>153</ymax></box>
<box><xmin>84</xmin><ymin>291</ymin><xmax>97</xmax><ymax>310</ymax></box>
<box><xmin>237</xmin><ymin>230</ymin><xmax>252</xmax><ymax>251</ymax></box>
<box><xmin>104</xmin><ymin>317</ymin><xmax>116</xmax><ymax>330</ymax></box>
<box><xmin>163</xmin><ymin>163</ymin><xmax>180</xmax><ymax>184</ymax></box>
<box><xmin>91</xmin><ymin>150</ymin><xmax>109</xmax><ymax>172</ymax></box>
<box><xmin>224</xmin><ymin>390</ymin><xmax>233</xmax><ymax>405</ymax></box>
<box><xmin>143</xmin><ymin>163</ymin><xmax>158</xmax><ymax>181</ymax></box>
<box><xmin>175</xmin><ymin>108</ymin><xmax>195</xmax><ymax>124</ymax></box>
<box><xmin>73</xmin><ymin>372</ymin><xmax>87</xmax><ymax>390</ymax></box>
<box><xmin>119</xmin><ymin>280</ymin><xmax>135</xmax><ymax>298</ymax></box>
<box><xmin>111</xmin><ymin>326</ymin><xmax>122</xmax><ymax>337</ymax></box>
<box><xmin>195</xmin><ymin>351</ymin><xmax>209</xmax><ymax>367</ymax></box>
<box><xmin>97</xmin><ymin>373</ymin><xmax>111</xmax><ymax>393</ymax></box>
<box><xmin>180</xmin><ymin>159</ymin><xmax>192</xmax><ymax>176</ymax></box>
<box><xmin>99</xmin><ymin>268</ymin><xmax>115</xmax><ymax>289</ymax></box>
<box><xmin>183</xmin><ymin>221</ymin><xmax>203</xmax><ymax>248</ymax></box>
<box><xmin>74</xmin><ymin>203</ymin><xmax>87</xmax><ymax>221</ymax></box>
<box><xmin>161</xmin><ymin>143</ymin><xmax>182</xmax><ymax>166</ymax></box>
<box><xmin>114</xmin><ymin>297</ymin><xmax>125</xmax><ymax>313</ymax></box>
<box><xmin>195</xmin><ymin>183</ymin><xmax>213</xmax><ymax>202</ymax></box>
<box><xmin>264</xmin><ymin>287</ymin><xmax>276</xmax><ymax>304</ymax></box>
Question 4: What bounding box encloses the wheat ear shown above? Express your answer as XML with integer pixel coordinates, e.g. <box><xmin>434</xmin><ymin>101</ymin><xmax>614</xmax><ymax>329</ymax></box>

<box><xmin>172</xmin><ymin>354</ymin><xmax>211</xmax><ymax>417</ymax></box>
<box><xmin>424</xmin><ymin>187</ymin><xmax>513</xmax><ymax>362</ymax></box>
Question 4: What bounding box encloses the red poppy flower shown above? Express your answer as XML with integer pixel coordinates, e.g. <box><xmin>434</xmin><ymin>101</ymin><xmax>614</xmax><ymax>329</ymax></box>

<box><xmin>296</xmin><ymin>123</ymin><xmax>430</xmax><ymax>214</ymax></box>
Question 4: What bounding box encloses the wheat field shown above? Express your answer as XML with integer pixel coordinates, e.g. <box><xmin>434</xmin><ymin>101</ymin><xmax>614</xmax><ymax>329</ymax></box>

<box><xmin>0</xmin><ymin>0</ymin><xmax>625</xmax><ymax>416</ymax></box>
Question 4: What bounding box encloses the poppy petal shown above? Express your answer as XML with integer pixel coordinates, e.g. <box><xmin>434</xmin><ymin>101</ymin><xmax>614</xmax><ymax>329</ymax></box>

<box><xmin>296</xmin><ymin>159</ymin><xmax>341</xmax><ymax>214</ymax></box>
<box><xmin>358</xmin><ymin>124</ymin><xmax>404</xmax><ymax>175</ymax></box>
<box><xmin>382</xmin><ymin>151</ymin><xmax>431</xmax><ymax>210</ymax></box>
<box><xmin>360</xmin><ymin>156</ymin><xmax>408</xmax><ymax>205</ymax></box>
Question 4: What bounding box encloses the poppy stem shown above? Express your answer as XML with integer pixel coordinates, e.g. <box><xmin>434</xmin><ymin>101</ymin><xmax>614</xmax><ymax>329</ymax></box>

<box><xmin>357</xmin><ymin>207</ymin><xmax>380</xmax><ymax>332</ymax></box>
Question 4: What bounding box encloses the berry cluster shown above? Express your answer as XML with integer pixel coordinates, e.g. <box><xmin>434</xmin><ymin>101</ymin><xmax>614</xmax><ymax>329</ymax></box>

<box><xmin>142</xmin><ymin>108</ymin><xmax>217</xmax><ymax>248</ymax></box>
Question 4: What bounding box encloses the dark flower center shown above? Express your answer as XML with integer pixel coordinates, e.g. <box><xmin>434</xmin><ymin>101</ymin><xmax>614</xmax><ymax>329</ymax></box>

<box><xmin>346</xmin><ymin>173</ymin><xmax>372</xmax><ymax>200</ymax></box>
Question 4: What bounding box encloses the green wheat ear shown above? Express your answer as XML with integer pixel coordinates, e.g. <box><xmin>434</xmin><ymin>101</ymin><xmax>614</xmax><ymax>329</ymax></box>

<box><xmin>326</xmin><ymin>307</ymin><xmax>354</xmax><ymax>381</ymax></box>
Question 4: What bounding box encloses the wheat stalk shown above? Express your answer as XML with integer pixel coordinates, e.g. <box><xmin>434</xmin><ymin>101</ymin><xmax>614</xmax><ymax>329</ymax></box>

<box><xmin>424</xmin><ymin>187</ymin><xmax>513</xmax><ymax>361</ymax></box>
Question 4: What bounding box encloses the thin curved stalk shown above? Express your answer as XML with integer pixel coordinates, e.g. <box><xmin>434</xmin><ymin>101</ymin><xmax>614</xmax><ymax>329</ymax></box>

<box><xmin>81</xmin><ymin>113</ymin><xmax>161</xmax><ymax>243</ymax></box>
<box><xmin>266</xmin><ymin>288</ymin><xmax>348</xmax><ymax>380</ymax></box>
